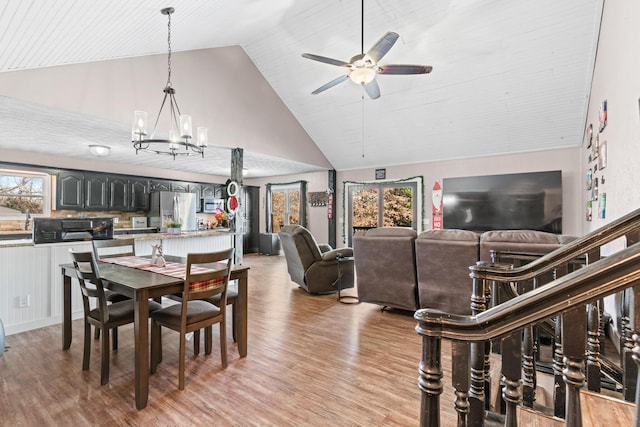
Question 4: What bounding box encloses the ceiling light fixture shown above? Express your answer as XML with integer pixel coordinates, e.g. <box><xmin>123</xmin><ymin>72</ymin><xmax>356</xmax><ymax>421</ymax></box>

<box><xmin>89</xmin><ymin>145</ymin><xmax>110</xmax><ymax>157</ymax></box>
<box><xmin>131</xmin><ymin>7</ymin><xmax>207</xmax><ymax>159</ymax></box>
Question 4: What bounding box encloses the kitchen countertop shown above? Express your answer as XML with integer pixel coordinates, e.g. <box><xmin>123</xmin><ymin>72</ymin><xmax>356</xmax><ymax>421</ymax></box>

<box><xmin>0</xmin><ymin>229</ymin><xmax>236</xmax><ymax>248</ymax></box>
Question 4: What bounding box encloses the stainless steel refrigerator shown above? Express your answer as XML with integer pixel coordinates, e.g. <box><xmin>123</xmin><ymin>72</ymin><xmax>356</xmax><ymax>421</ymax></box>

<box><xmin>149</xmin><ymin>192</ymin><xmax>197</xmax><ymax>232</ymax></box>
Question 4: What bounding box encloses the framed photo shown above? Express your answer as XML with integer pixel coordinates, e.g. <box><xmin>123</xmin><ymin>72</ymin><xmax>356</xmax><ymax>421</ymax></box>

<box><xmin>586</xmin><ymin>124</ymin><xmax>593</xmax><ymax>148</ymax></box>
<box><xmin>375</xmin><ymin>168</ymin><xmax>386</xmax><ymax>180</ymax></box>
<box><xmin>308</xmin><ymin>191</ymin><xmax>328</xmax><ymax>207</ymax></box>
<box><xmin>592</xmin><ymin>134</ymin><xmax>599</xmax><ymax>160</ymax></box>
<box><xmin>598</xmin><ymin>140</ymin><xmax>607</xmax><ymax>169</ymax></box>
<box><xmin>599</xmin><ymin>100</ymin><xmax>607</xmax><ymax>132</ymax></box>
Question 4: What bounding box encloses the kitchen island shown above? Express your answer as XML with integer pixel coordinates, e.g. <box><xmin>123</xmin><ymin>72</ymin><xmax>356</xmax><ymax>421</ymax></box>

<box><xmin>0</xmin><ymin>229</ymin><xmax>237</xmax><ymax>335</ymax></box>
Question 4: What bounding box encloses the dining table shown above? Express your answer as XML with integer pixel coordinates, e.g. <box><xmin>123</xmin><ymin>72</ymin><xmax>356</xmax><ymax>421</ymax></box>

<box><xmin>60</xmin><ymin>254</ymin><xmax>250</xmax><ymax>410</ymax></box>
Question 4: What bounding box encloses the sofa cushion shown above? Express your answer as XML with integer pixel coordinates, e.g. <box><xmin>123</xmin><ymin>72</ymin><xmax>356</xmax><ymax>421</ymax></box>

<box><xmin>479</xmin><ymin>229</ymin><xmax>564</xmax><ymax>262</ymax></box>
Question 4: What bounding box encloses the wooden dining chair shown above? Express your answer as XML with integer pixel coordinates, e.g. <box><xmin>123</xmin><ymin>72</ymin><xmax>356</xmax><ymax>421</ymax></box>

<box><xmin>92</xmin><ymin>238</ymin><xmax>136</xmax><ymax>302</ymax></box>
<box><xmin>150</xmin><ymin>248</ymin><xmax>234</xmax><ymax>390</ymax></box>
<box><xmin>70</xmin><ymin>250</ymin><xmax>161</xmax><ymax>385</ymax></box>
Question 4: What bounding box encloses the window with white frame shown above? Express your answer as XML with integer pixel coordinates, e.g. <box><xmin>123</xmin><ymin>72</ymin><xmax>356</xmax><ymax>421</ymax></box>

<box><xmin>0</xmin><ymin>169</ymin><xmax>51</xmax><ymax>218</ymax></box>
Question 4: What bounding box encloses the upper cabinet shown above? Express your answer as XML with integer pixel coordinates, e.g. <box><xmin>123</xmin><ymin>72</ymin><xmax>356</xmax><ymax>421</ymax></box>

<box><xmin>57</xmin><ymin>172</ymin><xmax>150</xmax><ymax>212</ymax></box>
<box><xmin>149</xmin><ymin>180</ymin><xmax>171</xmax><ymax>192</ymax></box>
<box><xmin>57</xmin><ymin>171</ymin><xmax>84</xmax><ymax>210</ymax></box>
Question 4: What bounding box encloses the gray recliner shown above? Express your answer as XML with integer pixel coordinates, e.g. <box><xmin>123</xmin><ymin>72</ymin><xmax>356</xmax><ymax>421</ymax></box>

<box><xmin>278</xmin><ymin>225</ymin><xmax>354</xmax><ymax>294</ymax></box>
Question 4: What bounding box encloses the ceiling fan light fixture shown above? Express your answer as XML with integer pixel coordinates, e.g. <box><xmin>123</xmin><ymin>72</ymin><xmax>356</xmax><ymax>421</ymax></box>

<box><xmin>89</xmin><ymin>145</ymin><xmax>110</xmax><ymax>157</ymax></box>
<box><xmin>131</xmin><ymin>7</ymin><xmax>207</xmax><ymax>160</ymax></box>
<box><xmin>349</xmin><ymin>67</ymin><xmax>376</xmax><ymax>85</ymax></box>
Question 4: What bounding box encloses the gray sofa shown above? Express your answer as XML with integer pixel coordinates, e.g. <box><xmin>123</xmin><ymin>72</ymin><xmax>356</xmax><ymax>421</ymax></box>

<box><xmin>353</xmin><ymin>227</ymin><xmax>418</xmax><ymax>311</ymax></box>
<box><xmin>354</xmin><ymin>227</ymin><xmax>574</xmax><ymax>312</ymax></box>
<box><xmin>278</xmin><ymin>225</ymin><xmax>354</xmax><ymax>294</ymax></box>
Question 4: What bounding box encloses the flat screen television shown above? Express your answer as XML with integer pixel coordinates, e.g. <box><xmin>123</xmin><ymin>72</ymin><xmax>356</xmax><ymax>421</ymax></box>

<box><xmin>442</xmin><ymin>170</ymin><xmax>562</xmax><ymax>233</ymax></box>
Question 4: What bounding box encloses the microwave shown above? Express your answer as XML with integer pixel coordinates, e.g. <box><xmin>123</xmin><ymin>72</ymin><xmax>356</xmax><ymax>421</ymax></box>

<box><xmin>202</xmin><ymin>198</ymin><xmax>225</xmax><ymax>213</ymax></box>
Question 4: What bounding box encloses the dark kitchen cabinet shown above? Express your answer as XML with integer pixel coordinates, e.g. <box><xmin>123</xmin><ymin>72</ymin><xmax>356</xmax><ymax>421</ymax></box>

<box><xmin>171</xmin><ymin>182</ymin><xmax>189</xmax><ymax>192</ymax></box>
<box><xmin>188</xmin><ymin>183</ymin><xmax>202</xmax><ymax>212</ymax></box>
<box><xmin>109</xmin><ymin>177</ymin><xmax>129</xmax><ymax>211</ymax></box>
<box><xmin>85</xmin><ymin>174</ymin><xmax>109</xmax><ymax>210</ymax></box>
<box><xmin>129</xmin><ymin>178</ymin><xmax>149</xmax><ymax>211</ymax></box>
<box><xmin>149</xmin><ymin>180</ymin><xmax>171</xmax><ymax>192</ymax></box>
<box><xmin>201</xmin><ymin>184</ymin><xmax>217</xmax><ymax>199</ymax></box>
<box><xmin>57</xmin><ymin>171</ymin><xmax>84</xmax><ymax>210</ymax></box>
<box><xmin>243</xmin><ymin>186</ymin><xmax>260</xmax><ymax>253</ymax></box>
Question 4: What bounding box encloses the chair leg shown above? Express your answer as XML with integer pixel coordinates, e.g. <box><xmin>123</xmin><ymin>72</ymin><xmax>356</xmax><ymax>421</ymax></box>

<box><xmin>150</xmin><ymin>320</ymin><xmax>161</xmax><ymax>374</ymax></box>
<box><xmin>205</xmin><ymin>326</ymin><xmax>212</xmax><ymax>355</ymax></box>
<box><xmin>179</xmin><ymin>332</ymin><xmax>186</xmax><ymax>390</ymax></box>
<box><xmin>94</xmin><ymin>327</ymin><xmax>100</xmax><ymax>340</ymax></box>
<box><xmin>83</xmin><ymin>321</ymin><xmax>92</xmax><ymax>371</ymax></box>
<box><xmin>100</xmin><ymin>328</ymin><xmax>110</xmax><ymax>385</ymax></box>
<box><xmin>112</xmin><ymin>327</ymin><xmax>118</xmax><ymax>350</ymax></box>
<box><xmin>220</xmin><ymin>320</ymin><xmax>227</xmax><ymax>369</ymax></box>
<box><xmin>193</xmin><ymin>330</ymin><xmax>200</xmax><ymax>355</ymax></box>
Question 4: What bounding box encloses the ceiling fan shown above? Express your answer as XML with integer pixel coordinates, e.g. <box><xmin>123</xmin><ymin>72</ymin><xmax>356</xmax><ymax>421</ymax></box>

<box><xmin>302</xmin><ymin>0</ymin><xmax>433</xmax><ymax>100</ymax></box>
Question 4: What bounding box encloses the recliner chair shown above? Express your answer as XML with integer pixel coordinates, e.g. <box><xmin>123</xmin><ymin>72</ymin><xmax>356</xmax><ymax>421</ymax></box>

<box><xmin>278</xmin><ymin>225</ymin><xmax>354</xmax><ymax>294</ymax></box>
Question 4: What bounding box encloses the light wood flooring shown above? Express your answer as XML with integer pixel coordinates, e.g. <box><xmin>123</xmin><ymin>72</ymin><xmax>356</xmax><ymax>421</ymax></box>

<box><xmin>0</xmin><ymin>254</ymin><xmax>461</xmax><ymax>426</ymax></box>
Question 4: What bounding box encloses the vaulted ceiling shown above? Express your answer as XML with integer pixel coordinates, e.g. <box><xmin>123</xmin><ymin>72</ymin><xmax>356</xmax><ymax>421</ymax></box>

<box><xmin>0</xmin><ymin>0</ymin><xmax>603</xmax><ymax>178</ymax></box>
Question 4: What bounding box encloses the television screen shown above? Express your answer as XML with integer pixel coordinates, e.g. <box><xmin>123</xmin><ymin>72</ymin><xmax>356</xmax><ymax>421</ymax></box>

<box><xmin>442</xmin><ymin>170</ymin><xmax>562</xmax><ymax>233</ymax></box>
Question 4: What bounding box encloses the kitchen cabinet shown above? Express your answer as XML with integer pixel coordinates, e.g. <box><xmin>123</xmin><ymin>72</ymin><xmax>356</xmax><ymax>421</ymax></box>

<box><xmin>170</xmin><ymin>182</ymin><xmax>189</xmax><ymax>192</ymax></box>
<box><xmin>84</xmin><ymin>174</ymin><xmax>109</xmax><ymax>210</ymax></box>
<box><xmin>149</xmin><ymin>180</ymin><xmax>171</xmax><ymax>192</ymax></box>
<box><xmin>57</xmin><ymin>171</ymin><xmax>84</xmax><ymax>209</ymax></box>
<box><xmin>109</xmin><ymin>177</ymin><xmax>129</xmax><ymax>211</ymax></box>
<box><xmin>129</xmin><ymin>178</ymin><xmax>149</xmax><ymax>211</ymax></box>
<box><xmin>201</xmin><ymin>184</ymin><xmax>217</xmax><ymax>199</ymax></box>
<box><xmin>188</xmin><ymin>183</ymin><xmax>202</xmax><ymax>212</ymax></box>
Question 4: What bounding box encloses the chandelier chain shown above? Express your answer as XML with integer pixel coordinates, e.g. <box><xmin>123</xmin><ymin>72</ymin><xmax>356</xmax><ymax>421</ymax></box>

<box><xmin>166</xmin><ymin>10</ymin><xmax>172</xmax><ymax>88</ymax></box>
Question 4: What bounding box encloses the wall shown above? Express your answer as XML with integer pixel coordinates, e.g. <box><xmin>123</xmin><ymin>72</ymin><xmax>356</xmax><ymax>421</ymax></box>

<box><xmin>338</xmin><ymin>147</ymin><xmax>582</xmax><ymax>244</ymax></box>
<box><xmin>245</xmin><ymin>171</ymin><xmax>330</xmax><ymax>245</ymax></box>
<box><xmin>583</xmin><ymin>0</ymin><xmax>640</xmax><ymax>234</ymax></box>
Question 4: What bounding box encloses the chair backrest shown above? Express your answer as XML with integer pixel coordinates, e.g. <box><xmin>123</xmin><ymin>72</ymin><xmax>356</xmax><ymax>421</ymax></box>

<box><xmin>183</xmin><ymin>248</ymin><xmax>235</xmax><ymax>304</ymax></box>
<box><xmin>278</xmin><ymin>225</ymin><xmax>322</xmax><ymax>285</ymax></box>
<box><xmin>92</xmin><ymin>238</ymin><xmax>136</xmax><ymax>260</ymax></box>
<box><xmin>70</xmin><ymin>250</ymin><xmax>109</xmax><ymax>319</ymax></box>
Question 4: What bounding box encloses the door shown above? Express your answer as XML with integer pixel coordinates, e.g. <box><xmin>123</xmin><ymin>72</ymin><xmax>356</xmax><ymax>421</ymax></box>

<box><xmin>242</xmin><ymin>186</ymin><xmax>260</xmax><ymax>253</ymax></box>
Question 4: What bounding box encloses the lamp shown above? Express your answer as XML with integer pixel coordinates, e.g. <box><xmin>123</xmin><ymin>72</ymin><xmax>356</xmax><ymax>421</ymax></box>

<box><xmin>132</xmin><ymin>7</ymin><xmax>207</xmax><ymax>159</ymax></box>
<box><xmin>89</xmin><ymin>145</ymin><xmax>110</xmax><ymax>157</ymax></box>
<box><xmin>348</xmin><ymin>55</ymin><xmax>377</xmax><ymax>85</ymax></box>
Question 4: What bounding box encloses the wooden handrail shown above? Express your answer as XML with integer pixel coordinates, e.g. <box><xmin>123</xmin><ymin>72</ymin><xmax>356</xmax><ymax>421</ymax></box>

<box><xmin>416</xmin><ymin>241</ymin><xmax>640</xmax><ymax>340</ymax></box>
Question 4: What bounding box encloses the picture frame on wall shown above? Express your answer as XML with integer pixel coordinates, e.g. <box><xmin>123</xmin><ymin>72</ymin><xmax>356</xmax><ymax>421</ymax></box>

<box><xmin>599</xmin><ymin>99</ymin><xmax>607</xmax><ymax>132</ymax></box>
<box><xmin>598</xmin><ymin>140</ymin><xmax>607</xmax><ymax>170</ymax></box>
<box><xmin>586</xmin><ymin>123</ymin><xmax>593</xmax><ymax>148</ymax></box>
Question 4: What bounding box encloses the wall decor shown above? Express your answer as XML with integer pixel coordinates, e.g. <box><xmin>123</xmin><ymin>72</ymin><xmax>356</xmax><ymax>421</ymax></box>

<box><xmin>375</xmin><ymin>168</ymin><xmax>386</xmax><ymax>180</ymax></box>
<box><xmin>586</xmin><ymin>168</ymin><xmax>593</xmax><ymax>190</ymax></box>
<box><xmin>586</xmin><ymin>123</ymin><xmax>593</xmax><ymax>148</ymax></box>
<box><xmin>598</xmin><ymin>140</ymin><xmax>607</xmax><ymax>169</ymax></box>
<box><xmin>592</xmin><ymin>134</ymin><xmax>599</xmax><ymax>160</ymax></box>
<box><xmin>599</xmin><ymin>99</ymin><xmax>607</xmax><ymax>132</ymax></box>
<box><xmin>586</xmin><ymin>200</ymin><xmax>592</xmax><ymax>221</ymax></box>
<box><xmin>599</xmin><ymin>193</ymin><xmax>606</xmax><ymax>218</ymax></box>
<box><xmin>308</xmin><ymin>191</ymin><xmax>328</xmax><ymax>207</ymax></box>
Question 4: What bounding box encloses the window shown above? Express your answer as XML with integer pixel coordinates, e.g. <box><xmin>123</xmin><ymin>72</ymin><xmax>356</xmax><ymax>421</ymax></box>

<box><xmin>344</xmin><ymin>177</ymin><xmax>423</xmax><ymax>245</ymax></box>
<box><xmin>266</xmin><ymin>181</ymin><xmax>307</xmax><ymax>232</ymax></box>
<box><xmin>0</xmin><ymin>169</ymin><xmax>51</xmax><ymax>218</ymax></box>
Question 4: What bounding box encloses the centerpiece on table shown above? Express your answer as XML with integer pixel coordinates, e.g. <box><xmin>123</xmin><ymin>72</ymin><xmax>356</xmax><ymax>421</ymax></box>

<box><xmin>166</xmin><ymin>220</ymin><xmax>182</xmax><ymax>235</ymax></box>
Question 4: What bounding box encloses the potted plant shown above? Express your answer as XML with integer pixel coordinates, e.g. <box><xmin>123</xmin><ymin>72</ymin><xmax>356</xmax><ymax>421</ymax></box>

<box><xmin>166</xmin><ymin>220</ymin><xmax>182</xmax><ymax>234</ymax></box>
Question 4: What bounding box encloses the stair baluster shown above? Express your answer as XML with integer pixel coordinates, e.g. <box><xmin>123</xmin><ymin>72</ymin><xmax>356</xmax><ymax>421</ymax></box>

<box><xmin>418</xmin><ymin>335</ymin><xmax>443</xmax><ymax>427</ymax></box>
<box><xmin>469</xmin><ymin>264</ymin><xmax>489</xmax><ymax>426</ymax></box>
<box><xmin>587</xmin><ymin>302</ymin><xmax>602</xmax><ymax>392</ymax></box>
<box><xmin>562</xmin><ymin>306</ymin><xmax>586</xmax><ymax>427</ymax></box>
<box><xmin>452</xmin><ymin>341</ymin><xmax>470</xmax><ymax>426</ymax></box>
<box><xmin>501</xmin><ymin>331</ymin><xmax>523</xmax><ymax>427</ymax></box>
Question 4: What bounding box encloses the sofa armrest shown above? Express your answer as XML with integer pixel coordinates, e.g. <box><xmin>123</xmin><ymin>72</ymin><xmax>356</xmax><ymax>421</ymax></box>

<box><xmin>318</xmin><ymin>243</ymin><xmax>333</xmax><ymax>253</ymax></box>
<box><xmin>321</xmin><ymin>247</ymin><xmax>354</xmax><ymax>261</ymax></box>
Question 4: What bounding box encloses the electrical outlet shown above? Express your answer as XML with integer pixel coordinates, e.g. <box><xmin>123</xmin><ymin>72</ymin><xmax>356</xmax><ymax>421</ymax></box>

<box><xmin>113</xmin><ymin>217</ymin><xmax>119</xmax><ymax>224</ymax></box>
<box><xmin>16</xmin><ymin>295</ymin><xmax>30</xmax><ymax>308</ymax></box>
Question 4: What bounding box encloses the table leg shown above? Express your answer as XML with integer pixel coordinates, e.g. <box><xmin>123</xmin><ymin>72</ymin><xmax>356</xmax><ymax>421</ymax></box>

<box><xmin>237</xmin><ymin>272</ymin><xmax>248</xmax><ymax>358</ymax></box>
<box><xmin>63</xmin><ymin>272</ymin><xmax>72</xmax><ymax>350</ymax></box>
<box><xmin>134</xmin><ymin>289</ymin><xmax>150</xmax><ymax>410</ymax></box>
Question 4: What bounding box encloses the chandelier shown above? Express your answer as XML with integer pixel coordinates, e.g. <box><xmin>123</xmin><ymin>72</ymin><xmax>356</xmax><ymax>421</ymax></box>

<box><xmin>132</xmin><ymin>7</ymin><xmax>207</xmax><ymax>159</ymax></box>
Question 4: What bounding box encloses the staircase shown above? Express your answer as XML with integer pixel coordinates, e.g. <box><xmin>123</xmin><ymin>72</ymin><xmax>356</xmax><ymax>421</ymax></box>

<box><xmin>415</xmin><ymin>207</ymin><xmax>640</xmax><ymax>426</ymax></box>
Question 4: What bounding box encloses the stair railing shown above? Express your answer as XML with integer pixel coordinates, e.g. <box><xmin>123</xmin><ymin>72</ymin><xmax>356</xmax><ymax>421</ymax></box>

<box><xmin>415</xmin><ymin>207</ymin><xmax>640</xmax><ymax>427</ymax></box>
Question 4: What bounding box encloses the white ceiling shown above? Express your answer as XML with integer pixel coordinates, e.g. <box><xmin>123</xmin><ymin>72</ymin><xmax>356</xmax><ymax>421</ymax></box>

<box><xmin>0</xmin><ymin>0</ymin><xmax>603</xmax><ymax>178</ymax></box>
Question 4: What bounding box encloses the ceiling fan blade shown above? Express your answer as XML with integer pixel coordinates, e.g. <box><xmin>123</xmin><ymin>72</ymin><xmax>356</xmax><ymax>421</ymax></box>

<box><xmin>302</xmin><ymin>53</ymin><xmax>350</xmax><ymax>67</ymax></box>
<box><xmin>378</xmin><ymin>64</ymin><xmax>433</xmax><ymax>75</ymax></box>
<box><xmin>366</xmin><ymin>32</ymin><xmax>399</xmax><ymax>63</ymax></box>
<box><xmin>311</xmin><ymin>75</ymin><xmax>349</xmax><ymax>94</ymax></box>
<box><xmin>363</xmin><ymin>79</ymin><xmax>381</xmax><ymax>100</ymax></box>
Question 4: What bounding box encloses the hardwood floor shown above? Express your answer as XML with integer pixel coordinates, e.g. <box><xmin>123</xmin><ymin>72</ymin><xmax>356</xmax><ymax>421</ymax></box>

<box><xmin>0</xmin><ymin>254</ymin><xmax>459</xmax><ymax>426</ymax></box>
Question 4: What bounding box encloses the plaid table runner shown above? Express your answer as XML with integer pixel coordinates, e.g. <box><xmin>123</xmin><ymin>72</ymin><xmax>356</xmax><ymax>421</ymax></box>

<box><xmin>101</xmin><ymin>255</ymin><xmax>224</xmax><ymax>291</ymax></box>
